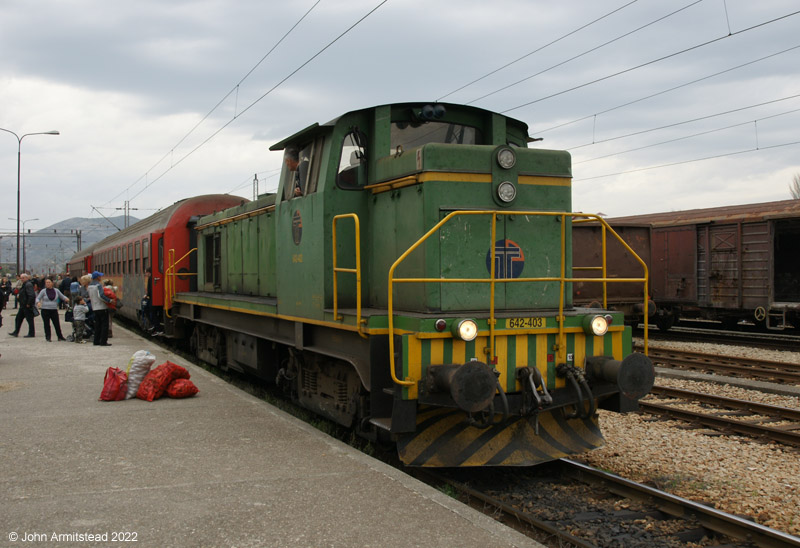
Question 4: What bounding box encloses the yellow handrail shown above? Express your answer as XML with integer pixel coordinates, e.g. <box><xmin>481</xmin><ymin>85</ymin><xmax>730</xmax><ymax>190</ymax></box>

<box><xmin>387</xmin><ymin>211</ymin><xmax>649</xmax><ymax>387</ymax></box>
<box><xmin>164</xmin><ymin>247</ymin><xmax>197</xmax><ymax>318</ymax></box>
<box><xmin>332</xmin><ymin>214</ymin><xmax>367</xmax><ymax>338</ymax></box>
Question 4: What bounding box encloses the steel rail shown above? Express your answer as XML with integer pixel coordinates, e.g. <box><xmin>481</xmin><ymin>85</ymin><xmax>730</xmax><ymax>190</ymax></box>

<box><xmin>647</xmin><ymin>324</ymin><xmax>800</xmax><ymax>352</ymax></box>
<box><xmin>561</xmin><ymin>459</ymin><xmax>800</xmax><ymax>548</ymax></box>
<box><xmin>413</xmin><ymin>469</ymin><xmax>601</xmax><ymax>548</ymax></box>
<box><xmin>650</xmin><ymin>385</ymin><xmax>800</xmax><ymax>421</ymax></box>
<box><xmin>640</xmin><ymin>347</ymin><xmax>800</xmax><ymax>384</ymax></box>
<box><xmin>640</xmin><ymin>400</ymin><xmax>800</xmax><ymax>447</ymax></box>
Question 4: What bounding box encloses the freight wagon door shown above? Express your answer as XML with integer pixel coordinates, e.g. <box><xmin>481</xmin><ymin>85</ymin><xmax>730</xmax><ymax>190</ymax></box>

<box><xmin>774</xmin><ymin>220</ymin><xmax>800</xmax><ymax>303</ymax></box>
<box><xmin>699</xmin><ymin>224</ymin><xmax>745</xmax><ymax>309</ymax></box>
<box><xmin>740</xmin><ymin>222</ymin><xmax>770</xmax><ymax>310</ymax></box>
<box><xmin>651</xmin><ymin>226</ymin><xmax>696</xmax><ymax>304</ymax></box>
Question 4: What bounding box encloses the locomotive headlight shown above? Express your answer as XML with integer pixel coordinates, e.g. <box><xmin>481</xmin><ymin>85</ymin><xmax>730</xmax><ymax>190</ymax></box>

<box><xmin>496</xmin><ymin>147</ymin><xmax>516</xmax><ymax>169</ymax></box>
<box><xmin>583</xmin><ymin>314</ymin><xmax>609</xmax><ymax>337</ymax></box>
<box><xmin>497</xmin><ymin>181</ymin><xmax>517</xmax><ymax>203</ymax></box>
<box><xmin>452</xmin><ymin>319</ymin><xmax>478</xmax><ymax>341</ymax></box>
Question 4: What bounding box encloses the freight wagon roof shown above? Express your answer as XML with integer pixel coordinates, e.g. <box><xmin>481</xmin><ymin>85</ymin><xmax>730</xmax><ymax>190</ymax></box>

<box><xmin>606</xmin><ymin>199</ymin><xmax>800</xmax><ymax>227</ymax></box>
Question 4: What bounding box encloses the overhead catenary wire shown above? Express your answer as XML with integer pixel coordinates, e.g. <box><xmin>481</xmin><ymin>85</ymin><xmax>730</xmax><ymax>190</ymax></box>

<box><xmin>501</xmin><ymin>9</ymin><xmax>800</xmax><ymax>114</ymax></box>
<box><xmin>104</xmin><ymin>0</ymin><xmax>324</xmax><ymax>208</ymax></box>
<box><xmin>573</xmin><ymin>105</ymin><xmax>800</xmax><ymax>164</ymax></box>
<box><xmin>123</xmin><ymin>0</ymin><xmax>390</xmax><ymax>204</ymax></box>
<box><xmin>574</xmin><ymin>139</ymin><xmax>800</xmax><ymax>182</ymax></box>
<box><xmin>535</xmin><ymin>44</ymin><xmax>800</xmax><ymax>136</ymax></box>
<box><xmin>435</xmin><ymin>0</ymin><xmax>640</xmax><ymax>102</ymax></box>
<box><xmin>568</xmin><ymin>92</ymin><xmax>800</xmax><ymax>156</ymax></box>
<box><xmin>464</xmin><ymin>0</ymin><xmax>705</xmax><ymax>106</ymax></box>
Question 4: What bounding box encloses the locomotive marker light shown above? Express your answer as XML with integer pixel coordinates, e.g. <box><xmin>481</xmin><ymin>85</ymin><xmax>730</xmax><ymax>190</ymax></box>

<box><xmin>583</xmin><ymin>314</ymin><xmax>609</xmax><ymax>337</ymax></box>
<box><xmin>496</xmin><ymin>147</ymin><xmax>516</xmax><ymax>169</ymax></box>
<box><xmin>451</xmin><ymin>318</ymin><xmax>478</xmax><ymax>341</ymax></box>
<box><xmin>497</xmin><ymin>181</ymin><xmax>517</xmax><ymax>203</ymax></box>
<box><xmin>417</xmin><ymin>103</ymin><xmax>447</xmax><ymax>121</ymax></box>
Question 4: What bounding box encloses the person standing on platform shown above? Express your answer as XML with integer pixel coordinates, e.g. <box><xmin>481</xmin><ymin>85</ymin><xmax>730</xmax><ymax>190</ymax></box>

<box><xmin>1</xmin><ymin>276</ymin><xmax>11</xmax><ymax>308</ymax></box>
<box><xmin>35</xmin><ymin>278</ymin><xmax>69</xmax><ymax>342</ymax></box>
<box><xmin>103</xmin><ymin>280</ymin><xmax>118</xmax><ymax>338</ymax></box>
<box><xmin>87</xmin><ymin>271</ymin><xmax>112</xmax><ymax>346</ymax></box>
<box><xmin>69</xmin><ymin>276</ymin><xmax>80</xmax><ymax>305</ymax></box>
<box><xmin>58</xmin><ymin>275</ymin><xmax>72</xmax><ymax>309</ymax></box>
<box><xmin>8</xmin><ymin>273</ymin><xmax>36</xmax><ymax>338</ymax></box>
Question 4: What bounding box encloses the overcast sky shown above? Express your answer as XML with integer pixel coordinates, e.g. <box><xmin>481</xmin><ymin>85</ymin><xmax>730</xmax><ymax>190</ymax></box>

<box><xmin>1</xmin><ymin>0</ymin><xmax>798</xmax><ymax>236</ymax></box>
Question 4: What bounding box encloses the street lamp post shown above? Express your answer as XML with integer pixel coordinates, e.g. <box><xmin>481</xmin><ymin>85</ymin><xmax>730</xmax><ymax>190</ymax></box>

<box><xmin>9</xmin><ymin>218</ymin><xmax>39</xmax><ymax>273</ymax></box>
<box><xmin>0</xmin><ymin>128</ymin><xmax>59</xmax><ymax>275</ymax></box>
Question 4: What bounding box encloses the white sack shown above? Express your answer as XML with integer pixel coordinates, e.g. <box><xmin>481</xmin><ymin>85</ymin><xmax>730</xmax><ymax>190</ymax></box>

<box><xmin>125</xmin><ymin>350</ymin><xmax>156</xmax><ymax>399</ymax></box>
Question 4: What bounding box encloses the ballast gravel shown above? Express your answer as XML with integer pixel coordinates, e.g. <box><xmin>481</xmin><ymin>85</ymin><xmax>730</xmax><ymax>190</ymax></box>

<box><xmin>579</xmin><ymin>337</ymin><xmax>800</xmax><ymax>537</ymax></box>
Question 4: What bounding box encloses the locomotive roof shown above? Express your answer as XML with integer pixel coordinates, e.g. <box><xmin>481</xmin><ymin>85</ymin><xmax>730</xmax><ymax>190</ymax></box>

<box><xmin>269</xmin><ymin>102</ymin><xmax>530</xmax><ymax>151</ymax></box>
<box><xmin>606</xmin><ymin>199</ymin><xmax>800</xmax><ymax>227</ymax></box>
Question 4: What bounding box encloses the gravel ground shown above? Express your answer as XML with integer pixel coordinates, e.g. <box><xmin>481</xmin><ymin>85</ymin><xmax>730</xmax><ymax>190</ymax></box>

<box><xmin>580</xmin><ymin>338</ymin><xmax>800</xmax><ymax>537</ymax></box>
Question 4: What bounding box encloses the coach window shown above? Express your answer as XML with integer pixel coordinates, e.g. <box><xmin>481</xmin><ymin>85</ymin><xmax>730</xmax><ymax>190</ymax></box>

<box><xmin>336</xmin><ymin>129</ymin><xmax>366</xmax><ymax>189</ymax></box>
<box><xmin>142</xmin><ymin>238</ymin><xmax>149</xmax><ymax>271</ymax></box>
<box><xmin>135</xmin><ymin>241</ymin><xmax>140</xmax><ymax>274</ymax></box>
<box><xmin>128</xmin><ymin>243</ymin><xmax>133</xmax><ymax>273</ymax></box>
<box><xmin>122</xmin><ymin>246</ymin><xmax>127</xmax><ymax>274</ymax></box>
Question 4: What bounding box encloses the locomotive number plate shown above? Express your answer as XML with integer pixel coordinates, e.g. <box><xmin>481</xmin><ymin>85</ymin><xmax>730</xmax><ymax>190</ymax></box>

<box><xmin>506</xmin><ymin>317</ymin><xmax>545</xmax><ymax>329</ymax></box>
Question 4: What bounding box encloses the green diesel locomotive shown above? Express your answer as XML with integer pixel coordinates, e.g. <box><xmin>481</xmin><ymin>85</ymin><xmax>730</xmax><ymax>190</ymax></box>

<box><xmin>171</xmin><ymin>102</ymin><xmax>654</xmax><ymax>467</ymax></box>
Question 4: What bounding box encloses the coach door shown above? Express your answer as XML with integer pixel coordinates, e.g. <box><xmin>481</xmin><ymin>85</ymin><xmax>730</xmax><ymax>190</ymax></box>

<box><xmin>152</xmin><ymin>232</ymin><xmax>164</xmax><ymax>307</ymax></box>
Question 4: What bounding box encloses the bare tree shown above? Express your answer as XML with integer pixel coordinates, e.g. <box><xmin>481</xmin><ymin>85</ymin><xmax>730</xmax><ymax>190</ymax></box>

<box><xmin>792</xmin><ymin>174</ymin><xmax>800</xmax><ymax>200</ymax></box>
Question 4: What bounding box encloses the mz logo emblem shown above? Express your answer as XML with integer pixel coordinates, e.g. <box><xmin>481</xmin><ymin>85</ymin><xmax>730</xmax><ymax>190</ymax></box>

<box><xmin>486</xmin><ymin>239</ymin><xmax>525</xmax><ymax>278</ymax></box>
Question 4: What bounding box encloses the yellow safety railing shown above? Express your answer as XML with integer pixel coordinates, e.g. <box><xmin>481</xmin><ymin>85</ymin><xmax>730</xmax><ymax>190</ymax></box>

<box><xmin>331</xmin><ymin>214</ymin><xmax>367</xmax><ymax>338</ymax></box>
<box><xmin>164</xmin><ymin>247</ymin><xmax>197</xmax><ymax>318</ymax></box>
<box><xmin>387</xmin><ymin>211</ymin><xmax>649</xmax><ymax>387</ymax></box>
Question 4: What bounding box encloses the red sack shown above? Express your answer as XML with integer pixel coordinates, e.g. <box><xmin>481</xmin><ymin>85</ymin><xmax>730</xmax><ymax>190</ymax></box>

<box><xmin>166</xmin><ymin>379</ymin><xmax>199</xmax><ymax>398</ymax></box>
<box><xmin>136</xmin><ymin>361</ymin><xmax>190</xmax><ymax>402</ymax></box>
<box><xmin>99</xmin><ymin>367</ymin><xmax>128</xmax><ymax>401</ymax></box>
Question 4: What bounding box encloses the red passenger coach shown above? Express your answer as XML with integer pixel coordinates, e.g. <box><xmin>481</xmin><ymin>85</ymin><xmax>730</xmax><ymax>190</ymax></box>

<box><xmin>68</xmin><ymin>194</ymin><xmax>246</xmax><ymax>329</ymax></box>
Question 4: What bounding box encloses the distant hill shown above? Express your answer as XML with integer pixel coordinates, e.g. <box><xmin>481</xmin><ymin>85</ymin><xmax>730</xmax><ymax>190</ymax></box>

<box><xmin>0</xmin><ymin>215</ymin><xmax>139</xmax><ymax>275</ymax></box>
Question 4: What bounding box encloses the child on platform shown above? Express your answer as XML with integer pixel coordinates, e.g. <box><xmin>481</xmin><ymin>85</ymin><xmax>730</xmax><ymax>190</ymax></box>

<box><xmin>72</xmin><ymin>297</ymin><xmax>89</xmax><ymax>344</ymax></box>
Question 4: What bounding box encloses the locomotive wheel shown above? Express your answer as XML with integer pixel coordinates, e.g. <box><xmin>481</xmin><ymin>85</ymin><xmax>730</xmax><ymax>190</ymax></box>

<box><xmin>655</xmin><ymin>313</ymin><xmax>676</xmax><ymax>332</ymax></box>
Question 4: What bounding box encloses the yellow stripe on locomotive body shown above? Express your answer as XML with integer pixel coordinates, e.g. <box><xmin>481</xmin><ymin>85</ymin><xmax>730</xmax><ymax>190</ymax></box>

<box><xmin>401</xmin><ymin>324</ymin><xmax>629</xmax><ymax>400</ymax></box>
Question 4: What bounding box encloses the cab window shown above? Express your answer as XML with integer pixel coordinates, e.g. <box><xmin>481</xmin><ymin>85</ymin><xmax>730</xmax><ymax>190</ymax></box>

<box><xmin>336</xmin><ymin>129</ymin><xmax>366</xmax><ymax>189</ymax></box>
<box><xmin>390</xmin><ymin>121</ymin><xmax>481</xmax><ymax>152</ymax></box>
<box><xmin>281</xmin><ymin>137</ymin><xmax>324</xmax><ymax>201</ymax></box>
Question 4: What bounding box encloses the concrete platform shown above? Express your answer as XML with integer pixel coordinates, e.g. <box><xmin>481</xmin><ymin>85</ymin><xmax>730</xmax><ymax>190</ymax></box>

<box><xmin>0</xmin><ymin>311</ymin><xmax>541</xmax><ymax>548</ymax></box>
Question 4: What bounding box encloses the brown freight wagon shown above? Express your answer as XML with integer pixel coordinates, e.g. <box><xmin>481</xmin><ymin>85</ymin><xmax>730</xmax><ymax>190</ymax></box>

<box><xmin>574</xmin><ymin>200</ymin><xmax>800</xmax><ymax>331</ymax></box>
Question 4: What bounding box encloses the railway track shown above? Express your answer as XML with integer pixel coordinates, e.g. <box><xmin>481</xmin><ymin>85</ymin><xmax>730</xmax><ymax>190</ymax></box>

<box><xmin>418</xmin><ymin>460</ymin><xmax>800</xmax><ymax>548</ymax></box>
<box><xmin>643</xmin><ymin>324</ymin><xmax>800</xmax><ymax>352</ymax></box>
<box><xmin>643</xmin><ymin>386</ymin><xmax>800</xmax><ymax>447</ymax></box>
<box><xmin>637</xmin><ymin>346</ymin><xmax>800</xmax><ymax>384</ymax></box>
